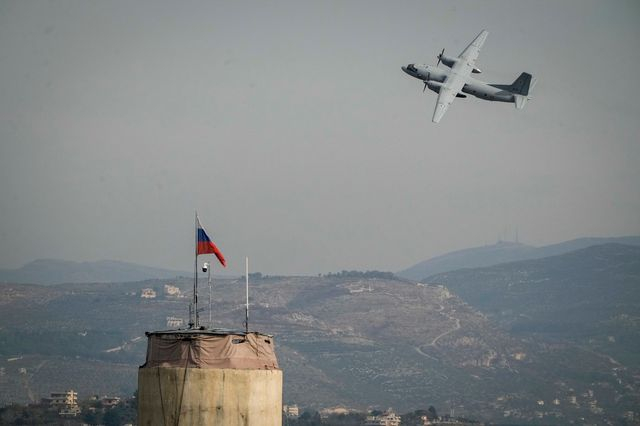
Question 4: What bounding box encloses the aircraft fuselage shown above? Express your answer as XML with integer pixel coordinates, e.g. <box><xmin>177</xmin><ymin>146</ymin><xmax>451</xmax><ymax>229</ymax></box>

<box><xmin>402</xmin><ymin>64</ymin><xmax>515</xmax><ymax>103</ymax></box>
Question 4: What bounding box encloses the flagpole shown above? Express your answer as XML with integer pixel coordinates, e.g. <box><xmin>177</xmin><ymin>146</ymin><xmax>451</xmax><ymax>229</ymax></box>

<box><xmin>193</xmin><ymin>211</ymin><xmax>199</xmax><ymax>328</ymax></box>
<box><xmin>245</xmin><ymin>257</ymin><xmax>249</xmax><ymax>335</ymax></box>
<box><xmin>193</xmin><ymin>213</ymin><xmax>225</xmax><ymax>330</ymax></box>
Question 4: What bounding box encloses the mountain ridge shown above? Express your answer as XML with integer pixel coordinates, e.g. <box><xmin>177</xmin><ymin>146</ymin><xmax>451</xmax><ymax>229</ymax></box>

<box><xmin>0</xmin><ymin>258</ymin><xmax>190</xmax><ymax>285</ymax></box>
<box><xmin>398</xmin><ymin>235</ymin><xmax>640</xmax><ymax>280</ymax></box>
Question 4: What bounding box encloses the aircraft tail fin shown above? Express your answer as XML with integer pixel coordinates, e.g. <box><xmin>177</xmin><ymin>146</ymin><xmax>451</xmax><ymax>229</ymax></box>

<box><xmin>510</xmin><ymin>72</ymin><xmax>533</xmax><ymax>96</ymax></box>
<box><xmin>511</xmin><ymin>72</ymin><xmax>534</xmax><ymax>109</ymax></box>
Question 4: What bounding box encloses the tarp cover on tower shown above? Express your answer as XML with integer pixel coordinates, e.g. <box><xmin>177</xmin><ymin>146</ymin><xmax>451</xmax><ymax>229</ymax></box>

<box><xmin>141</xmin><ymin>331</ymin><xmax>279</xmax><ymax>370</ymax></box>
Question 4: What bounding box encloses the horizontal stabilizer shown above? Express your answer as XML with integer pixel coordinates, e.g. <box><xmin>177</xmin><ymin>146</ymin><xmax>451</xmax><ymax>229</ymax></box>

<box><xmin>514</xmin><ymin>95</ymin><xmax>528</xmax><ymax>109</ymax></box>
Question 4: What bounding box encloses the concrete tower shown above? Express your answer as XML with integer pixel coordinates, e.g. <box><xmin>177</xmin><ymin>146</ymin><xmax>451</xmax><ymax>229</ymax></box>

<box><xmin>138</xmin><ymin>329</ymin><xmax>282</xmax><ymax>426</ymax></box>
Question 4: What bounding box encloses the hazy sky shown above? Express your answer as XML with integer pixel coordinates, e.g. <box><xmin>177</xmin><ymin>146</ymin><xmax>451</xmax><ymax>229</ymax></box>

<box><xmin>1</xmin><ymin>1</ymin><xmax>639</xmax><ymax>275</ymax></box>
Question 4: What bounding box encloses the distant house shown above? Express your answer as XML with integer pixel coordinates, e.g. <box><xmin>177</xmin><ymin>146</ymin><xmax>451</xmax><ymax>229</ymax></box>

<box><xmin>140</xmin><ymin>288</ymin><xmax>156</xmax><ymax>299</ymax></box>
<box><xmin>45</xmin><ymin>390</ymin><xmax>81</xmax><ymax>416</ymax></box>
<box><xmin>45</xmin><ymin>390</ymin><xmax>77</xmax><ymax>406</ymax></box>
<box><xmin>59</xmin><ymin>405</ymin><xmax>81</xmax><ymax>416</ymax></box>
<box><xmin>101</xmin><ymin>396</ymin><xmax>121</xmax><ymax>407</ymax></box>
<box><xmin>164</xmin><ymin>284</ymin><xmax>181</xmax><ymax>297</ymax></box>
<box><xmin>512</xmin><ymin>351</ymin><xmax>527</xmax><ymax>360</ymax></box>
<box><xmin>166</xmin><ymin>316</ymin><xmax>184</xmax><ymax>328</ymax></box>
<box><xmin>283</xmin><ymin>404</ymin><xmax>300</xmax><ymax>418</ymax></box>
<box><xmin>349</xmin><ymin>284</ymin><xmax>373</xmax><ymax>294</ymax></box>
<box><xmin>319</xmin><ymin>405</ymin><xmax>354</xmax><ymax>418</ymax></box>
<box><xmin>365</xmin><ymin>408</ymin><xmax>401</xmax><ymax>426</ymax></box>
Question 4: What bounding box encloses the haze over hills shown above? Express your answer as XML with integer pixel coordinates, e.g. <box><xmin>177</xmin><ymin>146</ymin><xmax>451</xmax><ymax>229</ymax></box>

<box><xmin>398</xmin><ymin>236</ymin><xmax>640</xmax><ymax>281</ymax></box>
<box><xmin>3</xmin><ymin>235</ymin><xmax>638</xmax><ymax>286</ymax></box>
<box><xmin>1</xmin><ymin>243</ymin><xmax>639</xmax><ymax>424</ymax></box>
<box><xmin>0</xmin><ymin>259</ymin><xmax>190</xmax><ymax>285</ymax></box>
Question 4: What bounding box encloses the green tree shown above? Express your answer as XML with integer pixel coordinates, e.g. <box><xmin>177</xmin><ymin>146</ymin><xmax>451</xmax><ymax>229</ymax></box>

<box><xmin>83</xmin><ymin>410</ymin><xmax>98</xmax><ymax>424</ymax></box>
<box><xmin>103</xmin><ymin>409</ymin><xmax>122</xmax><ymax>426</ymax></box>
<box><xmin>428</xmin><ymin>405</ymin><xmax>438</xmax><ymax>419</ymax></box>
<box><xmin>293</xmin><ymin>410</ymin><xmax>322</xmax><ymax>426</ymax></box>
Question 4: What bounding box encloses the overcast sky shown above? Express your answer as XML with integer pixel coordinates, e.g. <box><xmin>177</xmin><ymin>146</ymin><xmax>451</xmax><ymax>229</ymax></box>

<box><xmin>1</xmin><ymin>1</ymin><xmax>639</xmax><ymax>275</ymax></box>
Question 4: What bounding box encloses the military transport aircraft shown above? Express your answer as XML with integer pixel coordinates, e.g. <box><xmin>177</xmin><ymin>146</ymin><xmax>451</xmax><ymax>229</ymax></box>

<box><xmin>402</xmin><ymin>30</ymin><xmax>535</xmax><ymax>123</ymax></box>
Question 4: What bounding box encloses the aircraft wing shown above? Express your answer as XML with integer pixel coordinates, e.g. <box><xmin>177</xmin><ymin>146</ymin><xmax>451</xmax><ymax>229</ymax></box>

<box><xmin>458</xmin><ymin>30</ymin><xmax>489</xmax><ymax>72</ymax></box>
<box><xmin>432</xmin><ymin>78</ymin><xmax>465</xmax><ymax>123</ymax></box>
<box><xmin>432</xmin><ymin>30</ymin><xmax>488</xmax><ymax>123</ymax></box>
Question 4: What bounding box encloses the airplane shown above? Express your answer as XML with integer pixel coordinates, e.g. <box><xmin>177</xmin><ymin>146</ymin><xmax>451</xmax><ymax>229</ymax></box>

<box><xmin>401</xmin><ymin>30</ymin><xmax>535</xmax><ymax>123</ymax></box>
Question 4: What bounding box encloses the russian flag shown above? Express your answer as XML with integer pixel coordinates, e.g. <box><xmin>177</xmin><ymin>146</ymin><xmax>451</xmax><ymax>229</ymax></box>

<box><xmin>196</xmin><ymin>216</ymin><xmax>226</xmax><ymax>267</ymax></box>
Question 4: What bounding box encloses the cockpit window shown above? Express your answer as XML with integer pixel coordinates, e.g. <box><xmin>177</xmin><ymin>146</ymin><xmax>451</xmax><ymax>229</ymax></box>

<box><xmin>408</xmin><ymin>64</ymin><xmax>417</xmax><ymax>72</ymax></box>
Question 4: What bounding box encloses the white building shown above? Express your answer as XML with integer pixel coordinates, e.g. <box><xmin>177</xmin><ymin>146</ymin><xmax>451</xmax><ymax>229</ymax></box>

<box><xmin>283</xmin><ymin>404</ymin><xmax>299</xmax><ymax>418</ymax></box>
<box><xmin>166</xmin><ymin>316</ymin><xmax>184</xmax><ymax>328</ymax></box>
<box><xmin>140</xmin><ymin>288</ymin><xmax>157</xmax><ymax>299</ymax></box>
<box><xmin>365</xmin><ymin>408</ymin><xmax>401</xmax><ymax>426</ymax></box>
<box><xmin>46</xmin><ymin>390</ymin><xmax>77</xmax><ymax>406</ymax></box>
<box><xmin>319</xmin><ymin>405</ymin><xmax>352</xmax><ymax>418</ymax></box>
<box><xmin>59</xmin><ymin>405</ymin><xmax>81</xmax><ymax>416</ymax></box>
<box><xmin>46</xmin><ymin>390</ymin><xmax>80</xmax><ymax>416</ymax></box>
<box><xmin>164</xmin><ymin>284</ymin><xmax>181</xmax><ymax>297</ymax></box>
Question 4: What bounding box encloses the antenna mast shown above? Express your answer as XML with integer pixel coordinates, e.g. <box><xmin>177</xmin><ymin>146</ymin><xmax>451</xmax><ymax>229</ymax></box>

<box><xmin>207</xmin><ymin>262</ymin><xmax>212</xmax><ymax>326</ymax></box>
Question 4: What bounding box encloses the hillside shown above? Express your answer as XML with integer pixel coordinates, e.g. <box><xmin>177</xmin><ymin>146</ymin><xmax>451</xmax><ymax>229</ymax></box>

<box><xmin>0</xmin><ymin>259</ymin><xmax>189</xmax><ymax>285</ymax></box>
<box><xmin>398</xmin><ymin>236</ymin><xmax>640</xmax><ymax>280</ymax></box>
<box><xmin>426</xmin><ymin>243</ymin><xmax>640</xmax><ymax>368</ymax></box>
<box><xmin>1</xmin><ymin>258</ymin><xmax>639</xmax><ymax>424</ymax></box>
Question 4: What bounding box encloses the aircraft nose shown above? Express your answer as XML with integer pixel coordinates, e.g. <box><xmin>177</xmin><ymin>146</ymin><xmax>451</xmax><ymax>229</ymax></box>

<box><xmin>402</xmin><ymin>64</ymin><xmax>416</xmax><ymax>76</ymax></box>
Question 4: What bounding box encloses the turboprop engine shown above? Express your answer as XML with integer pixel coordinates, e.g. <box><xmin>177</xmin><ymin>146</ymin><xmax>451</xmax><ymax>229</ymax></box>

<box><xmin>437</xmin><ymin>48</ymin><xmax>482</xmax><ymax>73</ymax></box>
<box><xmin>437</xmin><ymin>54</ymin><xmax>458</xmax><ymax>69</ymax></box>
<box><xmin>425</xmin><ymin>80</ymin><xmax>444</xmax><ymax>93</ymax></box>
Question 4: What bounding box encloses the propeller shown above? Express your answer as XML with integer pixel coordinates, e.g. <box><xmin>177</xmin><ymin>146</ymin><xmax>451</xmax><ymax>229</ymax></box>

<box><xmin>423</xmin><ymin>72</ymin><xmax>431</xmax><ymax>92</ymax></box>
<box><xmin>437</xmin><ymin>48</ymin><xmax>445</xmax><ymax>67</ymax></box>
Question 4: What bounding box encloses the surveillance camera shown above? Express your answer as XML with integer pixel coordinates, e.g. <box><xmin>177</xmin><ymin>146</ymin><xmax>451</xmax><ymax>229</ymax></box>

<box><xmin>202</xmin><ymin>262</ymin><xmax>209</xmax><ymax>272</ymax></box>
